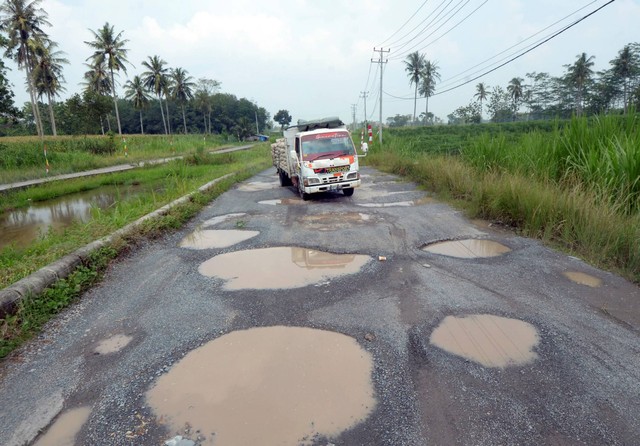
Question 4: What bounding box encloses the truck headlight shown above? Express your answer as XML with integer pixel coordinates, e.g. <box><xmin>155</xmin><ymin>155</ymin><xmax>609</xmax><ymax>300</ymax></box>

<box><xmin>306</xmin><ymin>177</ymin><xmax>320</xmax><ymax>185</ymax></box>
<box><xmin>346</xmin><ymin>172</ymin><xmax>359</xmax><ymax>180</ymax></box>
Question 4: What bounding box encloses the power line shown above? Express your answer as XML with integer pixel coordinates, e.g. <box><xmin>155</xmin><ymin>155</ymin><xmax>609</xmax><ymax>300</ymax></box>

<box><xmin>432</xmin><ymin>0</ymin><xmax>616</xmax><ymax>97</ymax></box>
<box><xmin>436</xmin><ymin>0</ymin><xmax>599</xmax><ymax>87</ymax></box>
<box><xmin>378</xmin><ymin>0</ymin><xmax>431</xmax><ymax>47</ymax></box>
<box><xmin>391</xmin><ymin>0</ymin><xmax>457</xmax><ymax>52</ymax></box>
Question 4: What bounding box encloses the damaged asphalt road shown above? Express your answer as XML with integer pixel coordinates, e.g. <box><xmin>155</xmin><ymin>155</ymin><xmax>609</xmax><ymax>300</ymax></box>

<box><xmin>1</xmin><ymin>167</ymin><xmax>639</xmax><ymax>445</ymax></box>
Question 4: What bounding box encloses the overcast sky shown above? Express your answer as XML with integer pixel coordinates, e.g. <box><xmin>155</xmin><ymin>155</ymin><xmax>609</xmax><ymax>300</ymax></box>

<box><xmin>4</xmin><ymin>0</ymin><xmax>639</xmax><ymax>126</ymax></box>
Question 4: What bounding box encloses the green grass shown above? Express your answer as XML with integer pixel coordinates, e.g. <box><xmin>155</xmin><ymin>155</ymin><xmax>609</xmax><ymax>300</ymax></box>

<box><xmin>0</xmin><ymin>133</ymin><xmax>237</xmax><ymax>183</ymax></box>
<box><xmin>366</xmin><ymin>117</ymin><xmax>640</xmax><ymax>283</ymax></box>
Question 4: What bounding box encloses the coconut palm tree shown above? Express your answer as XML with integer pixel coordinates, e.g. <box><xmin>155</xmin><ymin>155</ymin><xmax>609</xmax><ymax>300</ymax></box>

<box><xmin>507</xmin><ymin>77</ymin><xmax>524</xmax><ymax>121</ymax></box>
<box><xmin>82</xmin><ymin>60</ymin><xmax>113</xmax><ymax>134</ymax></box>
<box><xmin>124</xmin><ymin>75</ymin><xmax>150</xmax><ymax>134</ymax></box>
<box><xmin>32</xmin><ymin>39</ymin><xmax>67</xmax><ymax>136</ymax></box>
<box><xmin>611</xmin><ymin>44</ymin><xmax>639</xmax><ymax>115</ymax></box>
<box><xmin>565</xmin><ymin>52</ymin><xmax>595</xmax><ymax>116</ymax></box>
<box><xmin>0</xmin><ymin>0</ymin><xmax>50</xmax><ymax>137</ymax></box>
<box><xmin>85</xmin><ymin>22</ymin><xmax>130</xmax><ymax>135</ymax></box>
<box><xmin>141</xmin><ymin>55</ymin><xmax>169</xmax><ymax>134</ymax></box>
<box><xmin>170</xmin><ymin>67</ymin><xmax>195</xmax><ymax>134</ymax></box>
<box><xmin>404</xmin><ymin>51</ymin><xmax>425</xmax><ymax>125</ymax></box>
<box><xmin>474</xmin><ymin>82</ymin><xmax>489</xmax><ymax>120</ymax></box>
<box><xmin>418</xmin><ymin>60</ymin><xmax>440</xmax><ymax>125</ymax></box>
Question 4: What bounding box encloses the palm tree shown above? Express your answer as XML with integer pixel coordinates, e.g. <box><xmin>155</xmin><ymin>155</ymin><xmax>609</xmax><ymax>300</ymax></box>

<box><xmin>474</xmin><ymin>82</ymin><xmax>489</xmax><ymax>120</ymax></box>
<box><xmin>507</xmin><ymin>77</ymin><xmax>524</xmax><ymax>121</ymax></box>
<box><xmin>32</xmin><ymin>39</ymin><xmax>67</xmax><ymax>136</ymax></box>
<box><xmin>611</xmin><ymin>44</ymin><xmax>639</xmax><ymax>115</ymax></box>
<box><xmin>85</xmin><ymin>22</ymin><xmax>130</xmax><ymax>135</ymax></box>
<box><xmin>565</xmin><ymin>52</ymin><xmax>595</xmax><ymax>116</ymax></box>
<box><xmin>0</xmin><ymin>0</ymin><xmax>50</xmax><ymax>137</ymax></box>
<box><xmin>141</xmin><ymin>55</ymin><xmax>169</xmax><ymax>134</ymax></box>
<box><xmin>170</xmin><ymin>67</ymin><xmax>195</xmax><ymax>134</ymax></box>
<box><xmin>82</xmin><ymin>60</ymin><xmax>113</xmax><ymax>134</ymax></box>
<box><xmin>418</xmin><ymin>60</ymin><xmax>440</xmax><ymax>125</ymax></box>
<box><xmin>404</xmin><ymin>51</ymin><xmax>425</xmax><ymax>125</ymax></box>
<box><xmin>124</xmin><ymin>75</ymin><xmax>150</xmax><ymax>134</ymax></box>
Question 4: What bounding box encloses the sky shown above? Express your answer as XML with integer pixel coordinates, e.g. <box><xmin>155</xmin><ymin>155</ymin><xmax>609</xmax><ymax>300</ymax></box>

<box><xmin>3</xmin><ymin>0</ymin><xmax>640</xmax><ymax>127</ymax></box>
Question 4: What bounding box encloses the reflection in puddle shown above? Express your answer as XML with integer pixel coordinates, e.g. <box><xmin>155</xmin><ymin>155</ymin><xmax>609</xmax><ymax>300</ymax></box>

<box><xmin>430</xmin><ymin>314</ymin><xmax>539</xmax><ymax>368</ymax></box>
<box><xmin>423</xmin><ymin>239</ymin><xmax>511</xmax><ymax>258</ymax></box>
<box><xmin>237</xmin><ymin>181</ymin><xmax>278</xmax><ymax>192</ymax></box>
<box><xmin>147</xmin><ymin>326</ymin><xmax>375</xmax><ymax>446</ymax></box>
<box><xmin>94</xmin><ymin>334</ymin><xmax>133</xmax><ymax>355</ymax></box>
<box><xmin>179</xmin><ymin>229</ymin><xmax>259</xmax><ymax>249</ymax></box>
<box><xmin>357</xmin><ymin>196</ymin><xmax>434</xmax><ymax>208</ymax></box>
<box><xmin>563</xmin><ymin>271</ymin><xmax>602</xmax><ymax>288</ymax></box>
<box><xmin>33</xmin><ymin>406</ymin><xmax>91</xmax><ymax>446</ymax></box>
<box><xmin>258</xmin><ymin>198</ymin><xmax>305</xmax><ymax>206</ymax></box>
<box><xmin>202</xmin><ymin>213</ymin><xmax>247</xmax><ymax>227</ymax></box>
<box><xmin>298</xmin><ymin>212</ymin><xmax>372</xmax><ymax>231</ymax></box>
<box><xmin>199</xmin><ymin>247</ymin><xmax>370</xmax><ymax>290</ymax></box>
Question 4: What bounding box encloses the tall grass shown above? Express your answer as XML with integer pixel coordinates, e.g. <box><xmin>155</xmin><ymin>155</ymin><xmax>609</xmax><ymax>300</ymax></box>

<box><xmin>0</xmin><ymin>133</ymin><xmax>233</xmax><ymax>183</ymax></box>
<box><xmin>463</xmin><ymin>114</ymin><xmax>640</xmax><ymax>214</ymax></box>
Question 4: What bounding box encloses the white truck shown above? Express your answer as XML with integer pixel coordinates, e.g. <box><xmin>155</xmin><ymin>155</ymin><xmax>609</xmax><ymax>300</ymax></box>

<box><xmin>271</xmin><ymin>117</ymin><xmax>362</xmax><ymax>200</ymax></box>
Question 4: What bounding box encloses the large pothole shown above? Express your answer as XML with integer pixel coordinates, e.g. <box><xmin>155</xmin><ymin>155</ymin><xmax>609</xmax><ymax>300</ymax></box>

<box><xmin>147</xmin><ymin>326</ymin><xmax>376</xmax><ymax>445</ymax></box>
<box><xmin>198</xmin><ymin>247</ymin><xmax>370</xmax><ymax>290</ymax></box>
<box><xmin>423</xmin><ymin>239</ymin><xmax>511</xmax><ymax>259</ymax></box>
<box><xmin>430</xmin><ymin>314</ymin><xmax>539</xmax><ymax>368</ymax></box>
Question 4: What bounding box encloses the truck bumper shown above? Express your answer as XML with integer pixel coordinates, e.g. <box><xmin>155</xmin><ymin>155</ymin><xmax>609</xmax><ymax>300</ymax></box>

<box><xmin>303</xmin><ymin>179</ymin><xmax>361</xmax><ymax>194</ymax></box>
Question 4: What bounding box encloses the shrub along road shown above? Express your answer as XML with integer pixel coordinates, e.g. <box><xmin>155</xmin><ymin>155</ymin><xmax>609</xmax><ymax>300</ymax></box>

<box><xmin>0</xmin><ymin>167</ymin><xmax>638</xmax><ymax>445</ymax></box>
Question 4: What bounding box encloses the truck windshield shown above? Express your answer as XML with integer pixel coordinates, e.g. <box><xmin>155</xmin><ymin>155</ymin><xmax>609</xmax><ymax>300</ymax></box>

<box><xmin>301</xmin><ymin>132</ymin><xmax>355</xmax><ymax>161</ymax></box>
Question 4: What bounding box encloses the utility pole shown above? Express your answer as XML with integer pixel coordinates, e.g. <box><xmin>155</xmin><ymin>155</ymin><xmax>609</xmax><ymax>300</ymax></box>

<box><xmin>254</xmin><ymin>109</ymin><xmax>259</xmax><ymax>135</ymax></box>
<box><xmin>360</xmin><ymin>91</ymin><xmax>369</xmax><ymax>128</ymax></box>
<box><xmin>372</xmin><ymin>47</ymin><xmax>390</xmax><ymax>145</ymax></box>
<box><xmin>351</xmin><ymin>104</ymin><xmax>357</xmax><ymax>131</ymax></box>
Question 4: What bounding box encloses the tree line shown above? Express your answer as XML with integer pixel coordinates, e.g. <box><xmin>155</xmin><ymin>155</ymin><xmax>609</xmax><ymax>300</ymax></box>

<box><xmin>0</xmin><ymin>0</ymin><xmax>270</xmax><ymax>138</ymax></box>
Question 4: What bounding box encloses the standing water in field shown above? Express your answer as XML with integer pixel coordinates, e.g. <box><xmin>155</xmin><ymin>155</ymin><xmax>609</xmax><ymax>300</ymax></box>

<box><xmin>0</xmin><ymin>184</ymin><xmax>160</xmax><ymax>250</ymax></box>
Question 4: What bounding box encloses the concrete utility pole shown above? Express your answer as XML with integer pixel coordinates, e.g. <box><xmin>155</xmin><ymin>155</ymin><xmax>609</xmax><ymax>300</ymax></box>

<box><xmin>372</xmin><ymin>47</ymin><xmax>390</xmax><ymax>146</ymax></box>
<box><xmin>351</xmin><ymin>104</ymin><xmax>357</xmax><ymax>131</ymax></box>
<box><xmin>360</xmin><ymin>91</ymin><xmax>369</xmax><ymax>128</ymax></box>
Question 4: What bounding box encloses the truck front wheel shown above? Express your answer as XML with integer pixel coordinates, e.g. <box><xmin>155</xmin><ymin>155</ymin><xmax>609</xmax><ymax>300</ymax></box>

<box><xmin>343</xmin><ymin>188</ymin><xmax>354</xmax><ymax>197</ymax></box>
<box><xmin>299</xmin><ymin>186</ymin><xmax>311</xmax><ymax>201</ymax></box>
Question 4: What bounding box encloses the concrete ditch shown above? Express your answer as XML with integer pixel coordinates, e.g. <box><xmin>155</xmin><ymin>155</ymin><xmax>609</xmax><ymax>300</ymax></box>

<box><xmin>0</xmin><ymin>173</ymin><xmax>235</xmax><ymax>318</ymax></box>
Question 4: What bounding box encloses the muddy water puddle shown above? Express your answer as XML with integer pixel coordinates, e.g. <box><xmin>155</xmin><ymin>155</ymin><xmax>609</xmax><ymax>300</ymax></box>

<box><xmin>202</xmin><ymin>213</ymin><xmax>247</xmax><ymax>227</ymax></box>
<box><xmin>0</xmin><ymin>184</ymin><xmax>160</xmax><ymax>250</ymax></box>
<box><xmin>258</xmin><ymin>198</ymin><xmax>305</xmax><ymax>206</ymax></box>
<box><xmin>147</xmin><ymin>326</ymin><xmax>375</xmax><ymax>446</ymax></box>
<box><xmin>94</xmin><ymin>334</ymin><xmax>133</xmax><ymax>355</ymax></box>
<box><xmin>430</xmin><ymin>314</ymin><xmax>539</xmax><ymax>368</ymax></box>
<box><xmin>199</xmin><ymin>247</ymin><xmax>370</xmax><ymax>290</ymax></box>
<box><xmin>237</xmin><ymin>181</ymin><xmax>278</xmax><ymax>192</ymax></box>
<box><xmin>298</xmin><ymin>212</ymin><xmax>372</xmax><ymax>230</ymax></box>
<box><xmin>33</xmin><ymin>406</ymin><xmax>91</xmax><ymax>446</ymax></box>
<box><xmin>563</xmin><ymin>271</ymin><xmax>602</xmax><ymax>288</ymax></box>
<box><xmin>358</xmin><ymin>196</ymin><xmax>435</xmax><ymax>208</ymax></box>
<box><xmin>180</xmin><ymin>229</ymin><xmax>259</xmax><ymax>249</ymax></box>
<box><xmin>423</xmin><ymin>239</ymin><xmax>511</xmax><ymax>259</ymax></box>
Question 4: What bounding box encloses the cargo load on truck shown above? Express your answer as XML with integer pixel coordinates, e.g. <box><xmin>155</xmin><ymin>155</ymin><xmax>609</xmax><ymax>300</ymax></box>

<box><xmin>270</xmin><ymin>117</ymin><xmax>363</xmax><ymax>200</ymax></box>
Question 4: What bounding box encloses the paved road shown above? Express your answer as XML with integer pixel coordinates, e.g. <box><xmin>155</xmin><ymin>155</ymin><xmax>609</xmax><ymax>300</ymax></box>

<box><xmin>1</xmin><ymin>167</ymin><xmax>638</xmax><ymax>445</ymax></box>
<box><xmin>0</xmin><ymin>145</ymin><xmax>254</xmax><ymax>192</ymax></box>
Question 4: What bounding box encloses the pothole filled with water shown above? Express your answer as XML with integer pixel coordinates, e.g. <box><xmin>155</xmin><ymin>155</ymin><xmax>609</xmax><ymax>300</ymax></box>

<box><xmin>297</xmin><ymin>212</ymin><xmax>372</xmax><ymax>231</ymax></box>
<box><xmin>94</xmin><ymin>334</ymin><xmax>133</xmax><ymax>355</ymax></box>
<box><xmin>563</xmin><ymin>271</ymin><xmax>602</xmax><ymax>288</ymax></box>
<box><xmin>179</xmin><ymin>229</ymin><xmax>259</xmax><ymax>249</ymax></box>
<box><xmin>237</xmin><ymin>181</ymin><xmax>278</xmax><ymax>192</ymax></box>
<box><xmin>199</xmin><ymin>247</ymin><xmax>370</xmax><ymax>290</ymax></box>
<box><xmin>357</xmin><ymin>196</ymin><xmax>435</xmax><ymax>208</ymax></box>
<box><xmin>422</xmin><ymin>239</ymin><xmax>511</xmax><ymax>259</ymax></box>
<box><xmin>33</xmin><ymin>406</ymin><xmax>91</xmax><ymax>446</ymax></box>
<box><xmin>258</xmin><ymin>198</ymin><xmax>305</xmax><ymax>206</ymax></box>
<box><xmin>202</xmin><ymin>213</ymin><xmax>247</xmax><ymax>227</ymax></box>
<box><xmin>430</xmin><ymin>314</ymin><xmax>539</xmax><ymax>368</ymax></box>
<box><xmin>147</xmin><ymin>326</ymin><xmax>376</xmax><ymax>445</ymax></box>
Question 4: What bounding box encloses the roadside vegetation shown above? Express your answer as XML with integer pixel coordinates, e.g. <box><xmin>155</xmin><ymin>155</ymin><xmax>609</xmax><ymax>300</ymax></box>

<box><xmin>0</xmin><ymin>133</ymin><xmax>237</xmax><ymax>183</ymax></box>
<box><xmin>367</xmin><ymin>115</ymin><xmax>640</xmax><ymax>284</ymax></box>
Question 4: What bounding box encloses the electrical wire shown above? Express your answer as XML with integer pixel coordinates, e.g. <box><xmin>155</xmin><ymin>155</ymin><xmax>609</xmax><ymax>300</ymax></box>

<box><xmin>378</xmin><ymin>0</ymin><xmax>431</xmax><ymax>47</ymax></box>
<box><xmin>390</xmin><ymin>0</ymin><xmax>457</xmax><ymax>52</ymax></box>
